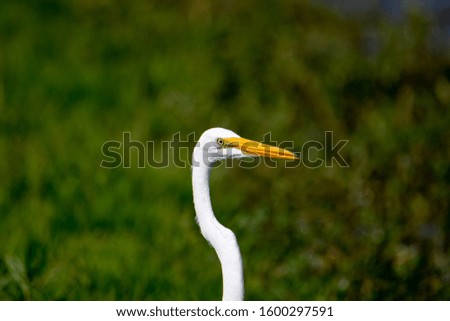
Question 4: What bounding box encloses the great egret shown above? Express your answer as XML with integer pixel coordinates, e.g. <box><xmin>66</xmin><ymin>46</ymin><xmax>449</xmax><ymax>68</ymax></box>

<box><xmin>192</xmin><ymin>127</ymin><xmax>298</xmax><ymax>300</ymax></box>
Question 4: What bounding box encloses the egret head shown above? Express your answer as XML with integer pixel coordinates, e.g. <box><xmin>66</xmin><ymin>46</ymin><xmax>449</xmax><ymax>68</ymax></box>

<box><xmin>193</xmin><ymin>127</ymin><xmax>298</xmax><ymax>167</ymax></box>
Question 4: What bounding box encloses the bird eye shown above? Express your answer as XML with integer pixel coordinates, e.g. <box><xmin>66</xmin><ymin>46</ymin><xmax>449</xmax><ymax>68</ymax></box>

<box><xmin>216</xmin><ymin>138</ymin><xmax>225</xmax><ymax>146</ymax></box>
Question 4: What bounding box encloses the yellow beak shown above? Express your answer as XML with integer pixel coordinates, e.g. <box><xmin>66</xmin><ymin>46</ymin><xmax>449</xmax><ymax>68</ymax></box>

<box><xmin>222</xmin><ymin>137</ymin><xmax>299</xmax><ymax>160</ymax></box>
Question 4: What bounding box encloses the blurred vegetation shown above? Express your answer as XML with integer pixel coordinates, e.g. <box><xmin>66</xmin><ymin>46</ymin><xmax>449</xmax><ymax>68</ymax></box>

<box><xmin>0</xmin><ymin>0</ymin><xmax>449</xmax><ymax>300</ymax></box>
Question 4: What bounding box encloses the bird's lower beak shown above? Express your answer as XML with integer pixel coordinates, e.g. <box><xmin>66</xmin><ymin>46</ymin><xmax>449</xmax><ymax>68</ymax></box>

<box><xmin>223</xmin><ymin>137</ymin><xmax>299</xmax><ymax>160</ymax></box>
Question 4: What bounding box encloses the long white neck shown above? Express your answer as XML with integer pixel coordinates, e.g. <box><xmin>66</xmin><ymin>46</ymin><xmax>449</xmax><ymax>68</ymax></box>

<box><xmin>192</xmin><ymin>161</ymin><xmax>244</xmax><ymax>301</ymax></box>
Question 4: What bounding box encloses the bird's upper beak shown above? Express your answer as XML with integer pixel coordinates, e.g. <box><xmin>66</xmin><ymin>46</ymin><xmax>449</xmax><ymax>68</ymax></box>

<box><xmin>222</xmin><ymin>137</ymin><xmax>299</xmax><ymax>160</ymax></box>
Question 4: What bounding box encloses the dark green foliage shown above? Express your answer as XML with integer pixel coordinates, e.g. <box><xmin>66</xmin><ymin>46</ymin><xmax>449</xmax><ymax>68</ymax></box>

<box><xmin>0</xmin><ymin>0</ymin><xmax>448</xmax><ymax>300</ymax></box>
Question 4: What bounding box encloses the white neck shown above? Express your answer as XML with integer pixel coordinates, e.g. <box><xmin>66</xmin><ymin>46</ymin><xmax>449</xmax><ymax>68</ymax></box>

<box><xmin>192</xmin><ymin>161</ymin><xmax>244</xmax><ymax>301</ymax></box>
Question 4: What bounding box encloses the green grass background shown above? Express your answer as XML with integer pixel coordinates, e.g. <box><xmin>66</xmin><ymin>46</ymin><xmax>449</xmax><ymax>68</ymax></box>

<box><xmin>0</xmin><ymin>0</ymin><xmax>449</xmax><ymax>300</ymax></box>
